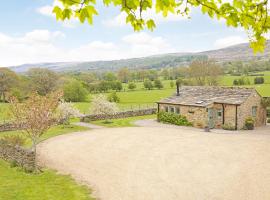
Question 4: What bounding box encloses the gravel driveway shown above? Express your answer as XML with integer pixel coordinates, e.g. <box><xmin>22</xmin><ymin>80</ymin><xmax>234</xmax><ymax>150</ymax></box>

<box><xmin>38</xmin><ymin>127</ymin><xmax>270</xmax><ymax>200</ymax></box>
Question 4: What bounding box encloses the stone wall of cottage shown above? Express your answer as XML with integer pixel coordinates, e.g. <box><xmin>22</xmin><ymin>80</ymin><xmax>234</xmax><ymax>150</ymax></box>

<box><xmin>159</xmin><ymin>104</ymin><xmax>208</xmax><ymax>128</ymax></box>
<box><xmin>238</xmin><ymin>91</ymin><xmax>266</xmax><ymax>129</ymax></box>
<box><xmin>212</xmin><ymin>104</ymin><xmax>223</xmax><ymax>128</ymax></box>
<box><xmin>223</xmin><ymin>104</ymin><xmax>237</xmax><ymax>129</ymax></box>
<box><xmin>81</xmin><ymin>108</ymin><xmax>156</xmax><ymax>122</ymax></box>
<box><xmin>0</xmin><ymin>140</ymin><xmax>35</xmax><ymax>170</ymax></box>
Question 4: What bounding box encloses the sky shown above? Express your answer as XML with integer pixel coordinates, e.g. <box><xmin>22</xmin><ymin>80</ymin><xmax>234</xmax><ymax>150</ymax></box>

<box><xmin>0</xmin><ymin>0</ymin><xmax>249</xmax><ymax>67</ymax></box>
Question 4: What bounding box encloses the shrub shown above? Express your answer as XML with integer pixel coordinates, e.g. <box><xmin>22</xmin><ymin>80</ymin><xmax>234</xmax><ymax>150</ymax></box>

<box><xmin>267</xmin><ymin>108</ymin><xmax>270</xmax><ymax>118</ymax></box>
<box><xmin>57</xmin><ymin>101</ymin><xmax>82</xmax><ymax>125</ymax></box>
<box><xmin>254</xmin><ymin>77</ymin><xmax>264</xmax><ymax>84</ymax></box>
<box><xmin>143</xmin><ymin>79</ymin><xmax>153</xmax><ymax>90</ymax></box>
<box><xmin>107</xmin><ymin>91</ymin><xmax>120</xmax><ymax>103</ymax></box>
<box><xmin>154</xmin><ymin>79</ymin><xmax>163</xmax><ymax>89</ymax></box>
<box><xmin>245</xmin><ymin>117</ymin><xmax>255</xmax><ymax>130</ymax></box>
<box><xmin>222</xmin><ymin>123</ymin><xmax>235</xmax><ymax>131</ymax></box>
<box><xmin>128</xmin><ymin>82</ymin><xmax>136</xmax><ymax>90</ymax></box>
<box><xmin>157</xmin><ymin>112</ymin><xmax>192</xmax><ymax>126</ymax></box>
<box><xmin>267</xmin><ymin>118</ymin><xmax>270</xmax><ymax>123</ymax></box>
<box><xmin>0</xmin><ymin>135</ymin><xmax>26</xmax><ymax>146</ymax></box>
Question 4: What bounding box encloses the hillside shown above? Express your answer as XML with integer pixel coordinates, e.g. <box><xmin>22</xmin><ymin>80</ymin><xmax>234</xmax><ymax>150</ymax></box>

<box><xmin>10</xmin><ymin>41</ymin><xmax>270</xmax><ymax>73</ymax></box>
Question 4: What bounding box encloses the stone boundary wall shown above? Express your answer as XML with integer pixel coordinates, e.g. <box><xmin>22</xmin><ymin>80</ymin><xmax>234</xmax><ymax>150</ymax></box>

<box><xmin>0</xmin><ymin>122</ymin><xmax>21</xmax><ymax>132</ymax></box>
<box><xmin>81</xmin><ymin>108</ymin><xmax>157</xmax><ymax>122</ymax></box>
<box><xmin>0</xmin><ymin>140</ymin><xmax>34</xmax><ymax>170</ymax></box>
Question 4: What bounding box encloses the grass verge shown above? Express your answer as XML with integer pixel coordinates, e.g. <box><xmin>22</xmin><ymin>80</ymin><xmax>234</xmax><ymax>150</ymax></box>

<box><xmin>91</xmin><ymin>114</ymin><xmax>156</xmax><ymax>127</ymax></box>
<box><xmin>0</xmin><ymin>124</ymin><xmax>89</xmax><ymax>148</ymax></box>
<box><xmin>0</xmin><ymin>159</ymin><xmax>95</xmax><ymax>200</ymax></box>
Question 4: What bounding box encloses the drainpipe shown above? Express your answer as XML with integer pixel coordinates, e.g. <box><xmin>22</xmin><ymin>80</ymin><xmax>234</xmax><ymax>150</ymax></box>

<box><xmin>176</xmin><ymin>81</ymin><xmax>180</xmax><ymax>96</ymax></box>
<box><xmin>222</xmin><ymin>104</ymin><xmax>225</xmax><ymax>125</ymax></box>
<box><xmin>235</xmin><ymin>105</ymin><xmax>238</xmax><ymax>130</ymax></box>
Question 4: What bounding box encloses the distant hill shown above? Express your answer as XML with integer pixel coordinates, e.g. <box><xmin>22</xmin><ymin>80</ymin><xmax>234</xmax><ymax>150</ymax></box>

<box><xmin>10</xmin><ymin>41</ymin><xmax>270</xmax><ymax>73</ymax></box>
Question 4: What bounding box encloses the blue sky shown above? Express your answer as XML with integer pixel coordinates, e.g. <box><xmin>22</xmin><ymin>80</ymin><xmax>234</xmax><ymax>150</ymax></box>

<box><xmin>0</xmin><ymin>0</ymin><xmax>248</xmax><ymax>66</ymax></box>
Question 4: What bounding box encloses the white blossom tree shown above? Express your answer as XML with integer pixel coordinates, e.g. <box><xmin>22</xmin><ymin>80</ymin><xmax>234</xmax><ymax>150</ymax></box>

<box><xmin>57</xmin><ymin>101</ymin><xmax>82</xmax><ymax>125</ymax></box>
<box><xmin>91</xmin><ymin>95</ymin><xmax>119</xmax><ymax>117</ymax></box>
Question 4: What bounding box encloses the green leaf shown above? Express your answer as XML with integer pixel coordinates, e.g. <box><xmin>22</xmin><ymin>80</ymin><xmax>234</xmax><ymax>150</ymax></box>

<box><xmin>52</xmin><ymin>6</ymin><xmax>63</xmax><ymax>20</ymax></box>
<box><xmin>146</xmin><ymin>19</ymin><xmax>156</xmax><ymax>31</ymax></box>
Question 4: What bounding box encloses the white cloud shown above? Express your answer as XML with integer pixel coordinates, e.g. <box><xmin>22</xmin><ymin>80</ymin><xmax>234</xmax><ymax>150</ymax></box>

<box><xmin>37</xmin><ymin>3</ymin><xmax>79</xmax><ymax>28</ymax></box>
<box><xmin>214</xmin><ymin>36</ymin><xmax>248</xmax><ymax>49</ymax></box>
<box><xmin>103</xmin><ymin>9</ymin><xmax>188</xmax><ymax>27</ymax></box>
<box><xmin>37</xmin><ymin>5</ymin><xmax>54</xmax><ymax>17</ymax></box>
<box><xmin>0</xmin><ymin>31</ymin><xmax>175</xmax><ymax>66</ymax></box>
<box><xmin>122</xmin><ymin>32</ymin><xmax>174</xmax><ymax>56</ymax></box>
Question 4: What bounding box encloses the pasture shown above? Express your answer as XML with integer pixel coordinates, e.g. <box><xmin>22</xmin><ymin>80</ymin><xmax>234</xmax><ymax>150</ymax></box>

<box><xmin>0</xmin><ymin>73</ymin><xmax>270</xmax><ymax>121</ymax></box>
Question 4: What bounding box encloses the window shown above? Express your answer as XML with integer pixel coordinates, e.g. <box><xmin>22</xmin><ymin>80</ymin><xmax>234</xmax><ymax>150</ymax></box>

<box><xmin>176</xmin><ymin>107</ymin><xmax>180</xmax><ymax>114</ymax></box>
<box><xmin>252</xmin><ymin>106</ymin><xmax>257</xmax><ymax>117</ymax></box>
<box><xmin>217</xmin><ymin>110</ymin><xmax>222</xmax><ymax>118</ymax></box>
<box><xmin>170</xmin><ymin>107</ymin><xmax>175</xmax><ymax>113</ymax></box>
<box><xmin>165</xmin><ymin>106</ymin><xmax>168</xmax><ymax>112</ymax></box>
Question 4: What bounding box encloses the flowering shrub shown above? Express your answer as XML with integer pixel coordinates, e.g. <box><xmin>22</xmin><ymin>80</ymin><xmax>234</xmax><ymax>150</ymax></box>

<box><xmin>57</xmin><ymin>101</ymin><xmax>82</xmax><ymax>125</ymax></box>
<box><xmin>157</xmin><ymin>112</ymin><xmax>192</xmax><ymax>126</ymax></box>
<box><xmin>91</xmin><ymin>94</ymin><xmax>119</xmax><ymax>116</ymax></box>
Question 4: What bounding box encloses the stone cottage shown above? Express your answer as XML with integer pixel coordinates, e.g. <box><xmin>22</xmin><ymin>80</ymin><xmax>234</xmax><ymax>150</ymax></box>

<box><xmin>157</xmin><ymin>86</ymin><xmax>267</xmax><ymax>129</ymax></box>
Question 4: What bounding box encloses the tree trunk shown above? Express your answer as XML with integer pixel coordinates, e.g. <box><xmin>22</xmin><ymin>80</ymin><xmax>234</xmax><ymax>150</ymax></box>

<box><xmin>32</xmin><ymin>138</ymin><xmax>37</xmax><ymax>172</ymax></box>
<box><xmin>2</xmin><ymin>92</ymin><xmax>5</xmax><ymax>103</ymax></box>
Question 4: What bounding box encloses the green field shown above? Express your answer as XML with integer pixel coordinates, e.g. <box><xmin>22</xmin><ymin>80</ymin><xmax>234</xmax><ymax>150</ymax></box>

<box><xmin>0</xmin><ymin>159</ymin><xmax>94</xmax><ymax>200</ymax></box>
<box><xmin>0</xmin><ymin>124</ymin><xmax>89</xmax><ymax>148</ymax></box>
<box><xmin>1</xmin><ymin>74</ymin><xmax>270</xmax><ymax>121</ymax></box>
<box><xmin>91</xmin><ymin>114</ymin><xmax>156</xmax><ymax>127</ymax></box>
<box><xmin>74</xmin><ymin>88</ymin><xmax>175</xmax><ymax>114</ymax></box>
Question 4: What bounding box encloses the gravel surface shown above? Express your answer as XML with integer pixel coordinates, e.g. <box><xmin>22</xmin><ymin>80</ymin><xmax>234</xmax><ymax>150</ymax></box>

<box><xmin>38</xmin><ymin>127</ymin><xmax>270</xmax><ymax>200</ymax></box>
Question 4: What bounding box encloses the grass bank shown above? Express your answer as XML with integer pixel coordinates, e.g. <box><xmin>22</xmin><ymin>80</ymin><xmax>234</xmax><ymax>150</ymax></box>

<box><xmin>0</xmin><ymin>159</ymin><xmax>95</xmax><ymax>200</ymax></box>
<box><xmin>91</xmin><ymin>114</ymin><xmax>156</xmax><ymax>128</ymax></box>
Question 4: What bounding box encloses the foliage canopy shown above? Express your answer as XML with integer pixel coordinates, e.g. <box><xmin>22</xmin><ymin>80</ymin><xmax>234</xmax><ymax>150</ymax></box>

<box><xmin>53</xmin><ymin>0</ymin><xmax>270</xmax><ymax>52</ymax></box>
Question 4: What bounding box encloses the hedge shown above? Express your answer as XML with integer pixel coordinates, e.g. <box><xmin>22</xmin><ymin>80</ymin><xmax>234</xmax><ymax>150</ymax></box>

<box><xmin>157</xmin><ymin>112</ymin><xmax>192</xmax><ymax>126</ymax></box>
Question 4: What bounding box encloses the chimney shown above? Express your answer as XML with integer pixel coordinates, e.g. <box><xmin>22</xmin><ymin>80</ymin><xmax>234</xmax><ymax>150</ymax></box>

<box><xmin>176</xmin><ymin>81</ymin><xmax>180</xmax><ymax>96</ymax></box>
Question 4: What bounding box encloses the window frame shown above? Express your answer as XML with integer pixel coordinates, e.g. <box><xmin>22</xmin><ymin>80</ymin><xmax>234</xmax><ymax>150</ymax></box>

<box><xmin>175</xmin><ymin>107</ymin><xmax>180</xmax><ymax>114</ymax></box>
<box><xmin>252</xmin><ymin>106</ymin><xmax>257</xmax><ymax>117</ymax></box>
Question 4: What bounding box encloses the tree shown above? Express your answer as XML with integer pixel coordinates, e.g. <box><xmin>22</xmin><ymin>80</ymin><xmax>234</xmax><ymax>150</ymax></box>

<box><xmin>63</xmin><ymin>79</ymin><xmax>88</xmax><ymax>102</ymax></box>
<box><xmin>91</xmin><ymin>94</ymin><xmax>119</xmax><ymax>117</ymax></box>
<box><xmin>128</xmin><ymin>82</ymin><xmax>137</xmax><ymax>90</ymax></box>
<box><xmin>10</xmin><ymin>92</ymin><xmax>61</xmax><ymax>171</ymax></box>
<box><xmin>107</xmin><ymin>91</ymin><xmax>120</xmax><ymax>103</ymax></box>
<box><xmin>53</xmin><ymin>0</ymin><xmax>269</xmax><ymax>52</ymax></box>
<box><xmin>0</xmin><ymin>68</ymin><xmax>18</xmax><ymax>102</ymax></box>
<box><xmin>170</xmin><ymin>81</ymin><xmax>174</xmax><ymax>88</ymax></box>
<box><xmin>28</xmin><ymin>68</ymin><xmax>59</xmax><ymax>96</ymax></box>
<box><xmin>117</xmin><ymin>67</ymin><xmax>130</xmax><ymax>83</ymax></box>
<box><xmin>57</xmin><ymin>101</ymin><xmax>82</xmax><ymax>126</ymax></box>
<box><xmin>188</xmin><ymin>59</ymin><xmax>222</xmax><ymax>86</ymax></box>
<box><xmin>103</xmin><ymin>72</ymin><xmax>117</xmax><ymax>81</ymax></box>
<box><xmin>112</xmin><ymin>81</ymin><xmax>123</xmax><ymax>91</ymax></box>
<box><xmin>143</xmin><ymin>79</ymin><xmax>153</xmax><ymax>90</ymax></box>
<box><xmin>154</xmin><ymin>79</ymin><xmax>164</xmax><ymax>89</ymax></box>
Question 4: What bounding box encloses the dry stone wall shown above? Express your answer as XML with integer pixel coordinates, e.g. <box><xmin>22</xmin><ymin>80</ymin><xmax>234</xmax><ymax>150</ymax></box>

<box><xmin>81</xmin><ymin>108</ymin><xmax>156</xmax><ymax>122</ymax></box>
<box><xmin>0</xmin><ymin>140</ymin><xmax>34</xmax><ymax>170</ymax></box>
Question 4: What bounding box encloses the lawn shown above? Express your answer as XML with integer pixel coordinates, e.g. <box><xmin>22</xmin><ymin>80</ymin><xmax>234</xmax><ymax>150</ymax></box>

<box><xmin>74</xmin><ymin>88</ymin><xmax>175</xmax><ymax>114</ymax></box>
<box><xmin>0</xmin><ymin>159</ymin><xmax>94</xmax><ymax>200</ymax></box>
<box><xmin>0</xmin><ymin>103</ymin><xmax>11</xmax><ymax>122</ymax></box>
<box><xmin>91</xmin><ymin>114</ymin><xmax>156</xmax><ymax>127</ymax></box>
<box><xmin>0</xmin><ymin>124</ymin><xmax>89</xmax><ymax>148</ymax></box>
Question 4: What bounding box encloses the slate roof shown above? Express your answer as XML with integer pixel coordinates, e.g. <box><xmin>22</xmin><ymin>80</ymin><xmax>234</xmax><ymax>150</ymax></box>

<box><xmin>157</xmin><ymin>86</ymin><xmax>257</xmax><ymax>107</ymax></box>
